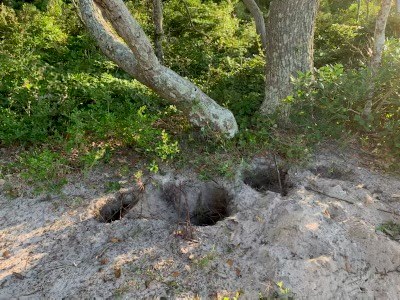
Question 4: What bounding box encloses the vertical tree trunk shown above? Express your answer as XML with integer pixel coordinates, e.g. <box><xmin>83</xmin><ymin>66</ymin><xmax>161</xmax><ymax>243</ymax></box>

<box><xmin>78</xmin><ymin>0</ymin><xmax>238</xmax><ymax>137</ymax></box>
<box><xmin>364</xmin><ymin>0</ymin><xmax>392</xmax><ymax>117</ymax></box>
<box><xmin>242</xmin><ymin>0</ymin><xmax>267</xmax><ymax>50</ymax></box>
<box><xmin>396</xmin><ymin>0</ymin><xmax>400</xmax><ymax>14</ymax></box>
<box><xmin>260</xmin><ymin>0</ymin><xmax>319</xmax><ymax>115</ymax></box>
<box><xmin>152</xmin><ymin>0</ymin><xmax>164</xmax><ymax>63</ymax></box>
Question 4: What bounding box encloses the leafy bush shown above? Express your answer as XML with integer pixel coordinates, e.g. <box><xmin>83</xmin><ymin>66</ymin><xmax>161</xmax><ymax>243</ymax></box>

<box><xmin>163</xmin><ymin>0</ymin><xmax>259</xmax><ymax>78</ymax></box>
<box><xmin>1</xmin><ymin>0</ymin><xmax>398</xmax><ymax>184</ymax></box>
<box><xmin>285</xmin><ymin>53</ymin><xmax>400</xmax><ymax>158</ymax></box>
<box><xmin>206</xmin><ymin>55</ymin><xmax>265</xmax><ymax>128</ymax></box>
<box><xmin>0</xmin><ymin>0</ymin><xmax>265</xmax><ymax>170</ymax></box>
<box><xmin>18</xmin><ymin>148</ymin><xmax>69</xmax><ymax>191</ymax></box>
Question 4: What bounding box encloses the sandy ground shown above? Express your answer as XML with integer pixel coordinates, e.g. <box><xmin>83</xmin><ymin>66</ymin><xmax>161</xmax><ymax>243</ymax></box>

<box><xmin>1</xmin><ymin>149</ymin><xmax>400</xmax><ymax>299</ymax></box>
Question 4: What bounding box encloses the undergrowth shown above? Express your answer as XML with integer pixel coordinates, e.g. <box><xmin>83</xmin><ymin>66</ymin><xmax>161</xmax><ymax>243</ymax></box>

<box><xmin>0</xmin><ymin>0</ymin><xmax>399</xmax><ymax>192</ymax></box>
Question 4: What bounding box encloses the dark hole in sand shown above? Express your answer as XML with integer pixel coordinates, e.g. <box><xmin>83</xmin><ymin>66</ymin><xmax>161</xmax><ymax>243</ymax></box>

<box><xmin>97</xmin><ymin>192</ymin><xmax>138</xmax><ymax>223</ymax></box>
<box><xmin>162</xmin><ymin>182</ymin><xmax>231</xmax><ymax>226</ymax></box>
<box><xmin>243</xmin><ymin>166</ymin><xmax>290</xmax><ymax>196</ymax></box>
<box><xmin>191</xmin><ymin>187</ymin><xmax>230</xmax><ymax>226</ymax></box>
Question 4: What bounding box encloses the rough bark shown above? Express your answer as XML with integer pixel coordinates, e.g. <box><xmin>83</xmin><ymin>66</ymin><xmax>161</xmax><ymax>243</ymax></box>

<box><xmin>260</xmin><ymin>0</ymin><xmax>319</xmax><ymax>115</ymax></box>
<box><xmin>364</xmin><ymin>0</ymin><xmax>392</xmax><ymax>117</ymax></box>
<box><xmin>78</xmin><ymin>0</ymin><xmax>238</xmax><ymax>137</ymax></box>
<box><xmin>397</xmin><ymin>0</ymin><xmax>400</xmax><ymax>14</ymax></box>
<box><xmin>152</xmin><ymin>0</ymin><xmax>164</xmax><ymax>63</ymax></box>
<box><xmin>242</xmin><ymin>0</ymin><xmax>267</xmax><ymax>50</ymax></box>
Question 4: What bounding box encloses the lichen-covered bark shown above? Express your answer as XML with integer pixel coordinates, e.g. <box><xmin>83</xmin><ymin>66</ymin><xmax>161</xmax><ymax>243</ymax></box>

<box><xmin>78</xmin><ymin>0</ymin><xmax>238</xmax><ymax>137</ymax></box>
<box><xmin>261</xmin><ymin>0</ymin><xmax>319</xmax><ymax>115</ymax></box>
<box><xmin>152</xmin><ymin>0</ymin><xmax>164</xmax><ymax>64</ymax></box>
<box><xmin>364</xmin><ymin>0</ymin><xmax>392</xmax><ymax>117</ymax></box>
<box><xmin>242</xmin><ymin>0</ymin><xmax>267</xmax><ymax>50</ymax></box>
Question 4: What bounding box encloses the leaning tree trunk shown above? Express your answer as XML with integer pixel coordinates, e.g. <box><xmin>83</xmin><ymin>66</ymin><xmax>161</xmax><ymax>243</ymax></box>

<box><xmin>364</xmin><ymin>0</ymin><xmax>392</xmax><ymax>117</ymax></box>
<box><xmin>261</xmin><ymin>0</ymin><xmax>319</xmax><ymax>115</ymax></box>
<box><xmin>242</xmin><ymin>0</ymin><xmax>267</xmax><ymax>50</ymax></box>
<box><xmin>152</xmin><ymin>0</ymin><xmax>164</xmax><ymax>63</ymax></box>
<box><xmin>78</xmin><ymin>0</ymin><xmax>238</xmax><ymax>137</ymax></box>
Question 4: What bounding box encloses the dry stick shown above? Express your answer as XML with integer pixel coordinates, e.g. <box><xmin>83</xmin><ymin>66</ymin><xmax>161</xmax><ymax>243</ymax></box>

<box><xmin>273</xmin><ymin>153</ymin><xmax>283</xmax><ymax>196</ymax></box>
<box><xmin>174</xmin><ymin>183</ymin><xmax>195</xmax><ymax>240</ymax></box>
<box><xmin>305</xmin><ymin>186</ymin><xmax>355</xmax><ymax>205</ymax></box>
<box><xmin>182</xmin><ymin>186</ymin><xmax>194</xmax><ymax>239</ymax></box>
<box><xmin>307</xmin><ymin>186</ymin><xmax>400</xmax><ymax>217</ymax></box>
<box><xmin>38</xmin><ymin>264</ymin><xmax>77</xmax><ymax>275</ymax></box>
<box><xmin>18</xmin><ymin>288</ymin><xmax>43</xmax><ymax>297</ymax></box>
<box><xmin>376</xmin><ymin>208</ymin><xmax>400</xmax><ymax>217</ymax></box>
<box><xmin>119</xmin><ymin>198</ymin><xmax>123</xmax><ymax>220</ymax></box>
<box><xmin>94</xmin><ymin>244</ymin><xmax>112</xmax><ymax>259</ymax></box>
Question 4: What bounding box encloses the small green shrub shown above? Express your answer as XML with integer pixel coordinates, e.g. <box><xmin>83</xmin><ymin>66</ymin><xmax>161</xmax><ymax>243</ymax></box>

<box><xmin>284</xmin><ymin>58</ymin><xmax>400</xmax><ymax>159</ymax></box>
<box><xmin>105</xmin><ymin>181</ymin><xmax>122</xmax><ymax>192</ymax></box>
<box><xmin>18</xmin><ymin>148</ymin><xmax>68</xmax><ymax>191</ymax></box>
<box><xmin>377</xmin><ymin>221</ymin><xmax>400</xmax><ymax>240</ymax></box>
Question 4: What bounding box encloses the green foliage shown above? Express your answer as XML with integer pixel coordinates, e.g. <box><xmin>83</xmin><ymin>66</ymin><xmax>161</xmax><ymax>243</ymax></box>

<box><xmin>284</xmin><ymin>53</ymin><xmax>400</xmax><ymax>158</ymax></box>
<box><xmin>105</xmin><ymin>181</ymin><xmax>122</xmax><ymax>192</ymax></box>
<box><xmin>18</xmin><ymin>148</ymin><xmax>68</xmax><ymax>191</ymax></box>
<box><xmin>315</xmin><ymin>0</ymin><xmax>400</xmax><ymax>68</ymax></box>
<box><xmin>0</xmin><ymin>0</ymin><xmax>266</xmax><ymax>183</ymax></box>
<box><xmin>315</xmin><ymin>20</ymin><xmax>365</xmax><ymax>67</ymax></box>
<box><xmin>0</xmin><ymin>2</ymin><xmax>92</xmax><ymax>143</ymax></box>
<box><xmin>163</xmin><ymin>0</ymin><xmax>259</xmax><ymax>78</ymax></box>
<box><xmin>1</xmin><ymin>0</ymin><xmax>399</xmax><ymax>188</ymax></box>
<box><xmin>377</xmin><ymin>221</ymin><xmax>400</xmax><ymax>240</ymax></box>
<box><xmin>0</xmin><ymin>2</ymin><xmax>180</xmax><ymax>168</ymax></box>
<box><xmin>206</xmin><ymin>55</ymin><xmax>265</xmax><ymax>127</ymax></box>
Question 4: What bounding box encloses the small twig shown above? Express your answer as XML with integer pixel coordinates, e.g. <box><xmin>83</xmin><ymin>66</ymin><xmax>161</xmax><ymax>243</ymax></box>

<box><xmin>95</xmin><ymin>244</ymin><xmax>112</xmax><ymax>259</ymax></box>
<box><xmin>375</xmin><ymin>265</ymin><xmax>400</xmax><ymax>276</ymax></box>
<box><xmin>307</xmin><ymin>185</ymin><xmax>400</xmax><ymax>218</ymax></box>
<box><xmin>182</xmin><ymin>186</ymin><xmax>194</xmax><ymax>240</ymax></box>
<box><xmin>273</xmin><ymin>153</ymin><xmax>283</xmax><ymax>196</ymax></box>
<box><xmin>305</xmin><ymin>186</ymin><xmax>355</xmax><ymax>205</ymax></box>
<box><xmin>376</xmin><ymin>208</ymin><xmax>400</xmax><ymax>217</ymax></box>
<box><xmin>18</xmin><ymin>288</ymin><xmax>43</xmax><ymax>297</ymax></box>
<box><xmin>38</xmin><ymin>264</ymin><xmax>76</xmax><ymax>275</ymax></box>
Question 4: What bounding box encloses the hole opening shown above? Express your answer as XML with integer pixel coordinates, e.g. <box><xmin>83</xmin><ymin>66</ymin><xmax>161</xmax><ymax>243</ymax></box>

<box><xmin>162</xmin><ymin>182</ymin><xmax>232</xmax><ymax>226</ymax></box>
<box><xmin>97</xmin><ymin>192</ymin><xmax>138</xmax><ymax>223</ymax></box>
<box><xmin>243</xmin><ymin>166</ymin><xmax>290</xmax><ymax>196</ymax></box>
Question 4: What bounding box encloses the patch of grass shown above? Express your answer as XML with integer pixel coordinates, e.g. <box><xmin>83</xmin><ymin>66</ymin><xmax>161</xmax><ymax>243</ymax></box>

<box><xmin>194</xmin><ymin>249</ymin><xmax>217</xmax><ymax>269</ymax></box>
<box><xmin>377</xmin><ymin>221</ymin><xmax>400</xmax><ymax>240</ymax></box>
<box><xmin>18</xmin><ymin>148</ymin><xmax>69</xmax><ymax>192</ymax></box>
<box><xmin>105</xmin><ymin>181</ymin><xmax>122</xmax><ymax>192</ymax></box>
